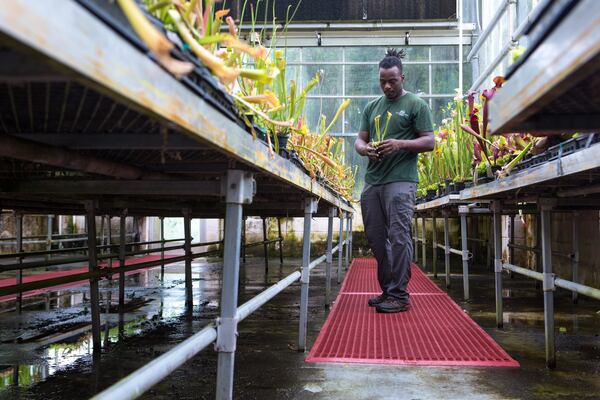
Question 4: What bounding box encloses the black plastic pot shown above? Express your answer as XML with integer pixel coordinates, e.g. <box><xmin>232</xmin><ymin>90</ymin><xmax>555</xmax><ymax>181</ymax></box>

<box><xmin>278</xmin><ymin>148</ymin><xmax>291</xmax><ymax>159</ymax></box>
<box><xmin>426</xmin><ymin>189</ymin><xmax>436</xmax><ymax>201</ymax></box>
<box><xmin>276</xmin><ymin>134</ymin><xmax>290</xmax><ymax>157</ymax></box>
<box><xmin>437</xmin><ymin>185</ymin><xmax>444</xmax><ymax>197</ymax></box>
<box><xmin>454</xmin><ymin>181</ymin><xmax>466</xmax><ymax>192</ymax></box>
<box><xmin>447</xmin><ymin>182</ymin><xmax>455</xmax><ymax>195</ymax></box>
<box><xmin>277</xmin><ymin>134</ymin><xmax>289</xmax><ymax>149</ymax></box>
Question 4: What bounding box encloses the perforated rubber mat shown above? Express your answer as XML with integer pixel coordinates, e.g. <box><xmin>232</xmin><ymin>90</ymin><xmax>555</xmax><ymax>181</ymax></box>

<box><xmin>306</xmin><ymin>258</ymin><xmax>519</xmax><ymax>367</ymax></box>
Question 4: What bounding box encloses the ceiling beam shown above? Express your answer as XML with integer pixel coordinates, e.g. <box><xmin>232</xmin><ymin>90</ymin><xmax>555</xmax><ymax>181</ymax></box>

<box><xmin>10</xmin><ymin>133</ymin><xmax>208</xmax><ymax>150</ymax></box>
<box><xmin>4</xmin><ymin>179</ymin><xmax>223</xmax><ymax>196</ymax></box>
<box><xmin>0</xmin><ymin>135</ymin><xmax>170</xmax><ymax>180</ymax></box>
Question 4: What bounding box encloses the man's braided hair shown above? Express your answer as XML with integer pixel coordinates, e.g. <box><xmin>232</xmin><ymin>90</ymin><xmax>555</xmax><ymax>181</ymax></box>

<box><xmin>379</xmin><ymin>48</ymin><xmax>406</xmax><ymax>72</ymax></box>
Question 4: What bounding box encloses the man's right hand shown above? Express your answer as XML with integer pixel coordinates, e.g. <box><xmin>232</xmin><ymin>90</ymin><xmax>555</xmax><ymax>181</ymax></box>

<box><xmin>355</xmin><ymin>131</ymin><xmax>381</xmax><ymax>161</ymax></box>
<box><xmin>363</xmin><ymin>143</ymin><xmax>382</xmax><ymax>162</ymax></box>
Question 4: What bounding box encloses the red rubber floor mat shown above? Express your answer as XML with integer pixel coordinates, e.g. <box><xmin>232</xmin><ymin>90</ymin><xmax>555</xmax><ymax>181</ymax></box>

<box><xmin>307</xmin><ymin>258</ymin><xmax>519</xmax><ymax>367</ymax></box>
<box><xmin>0</xmin><ymin>255</ymin><xmax>172</xmax><ymax>302</ymax></box>
<box><xmin>340</xmin><ymin>258</ymin><xmax>443</xmax><ymax>295</ymax></box>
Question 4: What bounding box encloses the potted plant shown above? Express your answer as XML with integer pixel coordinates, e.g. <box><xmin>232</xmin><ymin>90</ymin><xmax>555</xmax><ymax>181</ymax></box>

<box><xmin>426</xmin><ymin>184</ymin><xmax>437</xmax><ymax>201</ymax></box>
<box><xmin>452</xmin><ymin>176</ymin><xmax>466</xmax><ymax>192</ymax></box>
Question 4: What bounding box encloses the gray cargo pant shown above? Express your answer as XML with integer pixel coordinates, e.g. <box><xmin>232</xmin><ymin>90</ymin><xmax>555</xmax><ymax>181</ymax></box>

<box><xmin>360</xmin><ymin>181</ymin><xmax>416</xmax><ymax>304</ymax></box>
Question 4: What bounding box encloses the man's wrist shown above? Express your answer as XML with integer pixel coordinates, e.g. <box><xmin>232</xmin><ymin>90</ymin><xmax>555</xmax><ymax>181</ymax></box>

<box><xmin>357</xmin><ymin>143</ymin><xmax>369</xmax><ymax>156</ymax></box>
<box><xmin>395</xmin><ymin>139</ymin><xmax>406</xmax><ymax>151</ymax></box>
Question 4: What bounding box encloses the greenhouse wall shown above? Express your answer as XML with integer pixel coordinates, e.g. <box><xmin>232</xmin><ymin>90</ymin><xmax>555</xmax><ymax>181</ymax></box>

<box><xmin>469</xmin><ymin>0</ymin><xmax>544</xmax><ymax>90</ymax></box>
<box><xmin>274</xmin><ymin>44</ymin><xmax>471</xmax><ymax>198</ymax></box>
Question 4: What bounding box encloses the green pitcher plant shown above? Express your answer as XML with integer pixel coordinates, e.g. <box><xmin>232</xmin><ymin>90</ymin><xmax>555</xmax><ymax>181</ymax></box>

<box><xmin>120</xmin><ymin>0</ymin><xmax>356</xmax><ymax>199</ymax></box>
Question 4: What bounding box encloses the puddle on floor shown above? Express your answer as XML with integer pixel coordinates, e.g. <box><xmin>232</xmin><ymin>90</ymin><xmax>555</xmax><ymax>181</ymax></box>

<box><xmin>0</xmin><ymin>258</ymin><xmax>223</xmax><ymax>393</ymax></box>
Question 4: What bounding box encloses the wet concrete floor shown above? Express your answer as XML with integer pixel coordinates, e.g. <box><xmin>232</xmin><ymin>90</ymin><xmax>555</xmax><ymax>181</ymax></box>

<box><xmin>0</xmin><ymin>255</ymin><xmax>599</xmax><ymax>399</ymax></box>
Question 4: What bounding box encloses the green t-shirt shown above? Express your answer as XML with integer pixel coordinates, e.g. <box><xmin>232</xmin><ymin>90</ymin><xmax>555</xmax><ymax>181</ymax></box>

<box><xmin>359</xmin><ymin>92</ymin><xmax>433</xmax><ymax>185</ymax></box>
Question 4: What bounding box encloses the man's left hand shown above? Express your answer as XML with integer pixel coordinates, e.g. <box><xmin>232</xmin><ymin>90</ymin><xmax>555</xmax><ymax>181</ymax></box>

<box><xmin>376</xmin><ymin>139</ymin><xmax>404</xmax><ymax>157</ymax></box>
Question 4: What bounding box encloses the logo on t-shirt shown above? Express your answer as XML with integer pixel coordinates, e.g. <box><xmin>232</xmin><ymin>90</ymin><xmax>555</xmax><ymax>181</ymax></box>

<box><xmin>396</xmin><ymin>110</ymin><xmax>409</xmax><ymax>118</ymax></box>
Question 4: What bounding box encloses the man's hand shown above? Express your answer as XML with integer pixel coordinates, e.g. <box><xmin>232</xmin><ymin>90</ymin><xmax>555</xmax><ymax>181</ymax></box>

<box><xmin>364</xmin><ymin>143</ymin><xmax>382</xmax><ymax>161</ymax></box>
<box><xmin>376</xmin><ymin>139</ymin><xmax>404</xmax><ymax>157</ymax></box>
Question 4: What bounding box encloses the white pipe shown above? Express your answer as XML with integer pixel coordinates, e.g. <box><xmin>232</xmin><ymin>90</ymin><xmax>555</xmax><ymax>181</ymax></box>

<box><xmin>469</xmin><ymin>36</ymin><xmax>513</xmax><ymax>91</ymax></box>
<box><xmin>458</xmin><ymin>0</ymin><xmax>464</xmax><ymax>96</ymax></box>
<box><xmin>467</xmin><ymin>0</ymin><xmax>514</xmax><ymax>62</ymax></box>
<box><xmin>236</xmin><ymin>271</ymin><xmax>301</xmax><ymax>321</ymax></box>
<box><xmin>92</xmin><ymin>325</ymin><xmax>218</xmax><ymax>400</ymax></box>
<box><xmin>236</xmin><ymin>21</ymin><xmax>462</xmax><ymax>31</ymax></box>
<box><xmin>503</xmin><ymin>263</ymin><xmax>600</xmax><ymax>301</ymax></box>
<box><xmin>469</xmin><ymin>1</ymin><xmax>538</xmax><ymax>91</ymax></box>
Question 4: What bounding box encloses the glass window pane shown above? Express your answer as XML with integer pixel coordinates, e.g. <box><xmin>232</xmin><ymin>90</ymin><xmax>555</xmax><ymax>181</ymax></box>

<box><xmin>303</xmin><ymin>65</ymin><xmax>342</xmax><ymax>96</ymax></box>
<box><xmin>432</xmin><ymin>64</ymin><xmax>458</xmax><ymax>94</ymax></box>
<box><xmin>345</xmin><ymin>47</ymin><xmax>429</xmax><ymax>63</ymax></box>
<box><xmin>344</xmin><ymin>97</ymin><xmax>375</xmax><ymax>133</ymax></box>
<box><xmin>403</xmin><ymin>64</ymin><xmax>429</xmax><ymax>95</ymax></box>
<box><xmin>403</xmin><ymin>47</ymin><xmax>429</xmax><ymax>62</ymax></box>
<box><xmin>463</xmin><ymin>45</ymin><xmax>472</xmax><ymax>59</ymax></box>
<box><xmin>462</xmin><ymin>0</ymin><xmax>478</xmax><ymax>24</ymax></box>
<box><xmin>431</xmin><ymin>97</ymin><xmax>453</xmax><ymax>128</ymax></box>
<box><xmin>304</xmin><ymin>98</ymin><xmax>344</xmax><ymax>134</ymax></box>
<box><xmin>282</xmin><ymin>65</ymin><xmax>301</xmax><ymax>87</ymax></box>
<box><xmin>345</xmin><ymin>47</ymin><xmax>386</xmax><ymax>62</ymax></box>
<box><xmin>275</xmin><ymin>47</ymin><xmax>301</xmax><ymax>62</ymax></box>
<box><xmin>431</xmin><ymin>46</ymin><xmax>458</xmax><ymax>61</ymax></box>
<box><xmin>303</xmin><ymin>47</ymin><xmax>343</xmax><ymax>62</ymax></box>
<box><xmin>463</xmin><ymin>63</ymin><xmax>473</xmax><ymax>91</ymax></box>
<box><xmin>345</xmin><ymin>65</ymin><xmax>380</xmax><ymax>96</ymax></box>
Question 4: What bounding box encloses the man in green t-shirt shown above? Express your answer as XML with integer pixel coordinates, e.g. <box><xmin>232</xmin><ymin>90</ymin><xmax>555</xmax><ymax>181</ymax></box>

<box><xmin>355</xmin><ymin>48</ymin><xmax>434</xmax><ymax>313</ymax></box>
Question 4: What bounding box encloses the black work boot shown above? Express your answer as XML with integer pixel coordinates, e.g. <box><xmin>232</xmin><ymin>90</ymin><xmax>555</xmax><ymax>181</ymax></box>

<box><xmin>367</xmin><ymin>293</ymin><xmax>388</xmax><ymax>307</ymax></box>
<box><xmin>375</xmin><ymin>297</ymin><xmax>410</xmax><ymax>313</ymax></box>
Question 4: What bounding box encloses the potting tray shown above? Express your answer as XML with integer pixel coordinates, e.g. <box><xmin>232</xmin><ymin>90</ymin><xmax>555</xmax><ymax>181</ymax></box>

<box><xmin>513</xmin><ymin>134</ymin><xmax>599</xmax><ymax>173</ymax></box>
<box><xmin>75</xmin><ymin>0</ymin><xmax>247</xmax><ymax>133</ymax></box>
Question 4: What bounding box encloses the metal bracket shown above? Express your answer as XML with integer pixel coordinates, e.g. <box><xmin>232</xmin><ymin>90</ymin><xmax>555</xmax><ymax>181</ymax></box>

<box><xmin>585</xmin><ymin>133</ymin><xmax>595</xmax><ymax>148</ymax></box>
<box><xmin>494</xmin><ymin>259</ymin><xmax>503</xmax><ymax>273</ymax></box>
<box><xmin>462</xmin><ymin>251</ymin><xmax>471</xmax><ymax>262</ymax></box>
<box><xmin>221</xmin><ymin>170</ymin><xmax>255</xmax><ymax>204</ymax></box>
<box><xmin>215</xmin><ymin>317</ymin><xmax>238</xmax><ymax>352</ymax></box>
<box><xmin>557</xmin><ymin>143</ymin><xmax>564</xmax><ymax>176</ymax></box>
<box><xmin>300</xmin><ymin>266</ymin><xmax>310</xmax><ymax>284</ymax></box>
<box><xmin>304</xmin><ymin>198</ymin><xmax>318</xmax><ymax>214</ymax></box>
<box><xmin>329</xmin><ymin>207</ymin><xmax>337</xmax><ymax>218</ymax></box>
<box><xmin>543</xmin><ymin>272</ymin><xmax>556</xmax><ymax>292</ymax></box>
